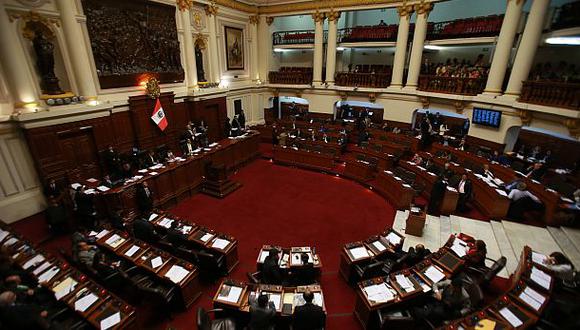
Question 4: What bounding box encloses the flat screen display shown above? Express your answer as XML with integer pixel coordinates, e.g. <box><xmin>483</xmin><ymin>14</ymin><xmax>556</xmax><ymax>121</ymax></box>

<box><xmin>472</xmin><ymin>108</ymin><xmax>501</xmax><ymax>128</ymax></box>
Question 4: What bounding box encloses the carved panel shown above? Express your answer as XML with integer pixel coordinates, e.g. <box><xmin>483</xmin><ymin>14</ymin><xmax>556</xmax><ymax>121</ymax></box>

<box><xmin>81</xmin><ymin>0</ymin><xmax>184</xmax><ymax>89</ymax></box>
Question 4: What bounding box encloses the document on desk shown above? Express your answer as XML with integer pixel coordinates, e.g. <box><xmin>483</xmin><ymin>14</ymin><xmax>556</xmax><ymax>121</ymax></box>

<box><xmin>531</xmin><ymin>252</ymin><xmax>548</xmax><ymax>265</ymax></box>
<box><xmin>530</xmin><ymin>267</ymin><xmax>551</xmax><ymax>290</ymax></box>
<box><xmin>519</xmin><ymin>290</ymin><xmax>542</xmax><ymax>311</ymax></box>
<box><xmin>386</xmin><ymin>232</ymin><xmax>401</xmax><ymax>246</ymax></box>
<box><xmin>0</xmin><ymin>230</ymin><xmax>8</xmax><ymax>242</ymax></box>
<box><xmin>23</xmin><ymin>254</ymin><xmax>45</xmax><ymax>269</ymax></box>
<box><xmin>313</xmin><ymin>292</ymin><xmax>323</xmax><ymax>307</ymax></box>
<box><xmin>424</xmin><ymin>265</ymin><xmax>445</xmax><ymax>284</ymax></box>
<box><xmin>364</xmin><ymin>283</ymin><xmax>394</xmax><ymax>303</ymax></box>
<box><xmin>100</xmin><ymin>311</ymin><xmax>121</xmax><ymax>330</ymax></box>
<box><xmin>33</xmin><ymin>261</ymin><xmax>52</xmax><ymax>275</ymax></box>
<box><xmin>495</xmin><ymin>189</ymin><xmax>508</xmax><ymax>197</ymax></box>
<box><xmin>125</xmin><ymin>245</ymin><xmax>140</xmax><ymax>258</ymax></box>
<box><xmin>180</xmin><ymin>226</ymin><xmax>192</xmax><ymax>235</ymax></box>
<box><xmin>3</xmin><ymin>237</ymin><xmax>18</xmax><ymax>247</ymax></box>
<box><xmin>96</xmin><ymin>229</ymin><xmax>109</xmax><ymax>239</ymax></box>
<box><xmin>499</xmin><ymin>307</ymin><xmax>523</xmax><ymax>327</ymax></box>
<box><xmin>53</xmin><ymin>276</ymin><xmax>78</xmax><ymax>300</ymax></box>
<box><xmin>217</xmin><ymin>285</ymin><xmax>243</xmax><ymax>303</ymax></box>
<box><xmin>38</xmin><ymin>266</ymin><xmax>60</xmax><ymax>283</ymax></box>
<box><xmin>372</xmin><ymin>240</ymin><xmax>387</xmax><ymax>252</ymax></box>
<box><xmin>209</xmin><ymin>142</ymin><xmax>218</xmax><ymax>147</ymax></box>
<box><xmin>150</xmin><ymin>256</ymin><xmax>163</xmax><ymax>269</ymax></box>
<box><xmin>165</xmin><ymin>265</ymin><xmax>189</xmax><ymax>284</ymax></box>
<box><xmin>212</xmin><ymin>238</ymin><xmax>230</xmax><ymax>250</ymax></box>
<box><xmin>259</xmin><ymin>250</ymin><xmax>269</xmax><ymax>263</ymax></box>
<box><xmin>158</xmin><ymin>218</ymin><xmax>174</xmax><ymax>228</ymax></box>
<box><xmin>97</xmin><ymin>186</ymin><xmax>110</xmax><ymax>192</ymax></box>
<box><xmin>266</xmin><ymin>292</ymin><xmax>281</xmax><ymax>310</ymax></box>
<box><xmin>74</xmin><ymin>292</ymin><xmax>98</xmax><ymax>312</ymax></box>
<box><xmin>450</xmin><ymin>241</ymin><xmax>468</xmax><ymax>258</ymax></box>
<box><xmin>148</xmin><ymin>213</ymin><xmax>158</xmax><ymax>221</ymax></box>
<box><xmin>200</xmin><ymin>233</ymin><xmax>214</xmax><ymax>242</ymax></box>
<box><xmin>349</xmin><ymin>246</ymin><xmax>370</xmax><ymax>260</ymax></box>
<box><xmin>105</xmin><ymin>234</ymin><xmax>126</xmax><ymax>249</ymax></box>
<box><xmin>395</xmin><ymin>274</ymin><xmax>414</xmax><ymax>290</ymax></box>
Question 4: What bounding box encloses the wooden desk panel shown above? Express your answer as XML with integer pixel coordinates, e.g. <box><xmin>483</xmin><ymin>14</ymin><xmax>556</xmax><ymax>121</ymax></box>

<box><xmin>344</xmin><ymin>160</ymin><xmax>375</xmax><ymax>182</ymax></box>
<box><xmin>372</xmin><ymin>170</ymin><xmax>414</xmax><ymax>210</ymax></box>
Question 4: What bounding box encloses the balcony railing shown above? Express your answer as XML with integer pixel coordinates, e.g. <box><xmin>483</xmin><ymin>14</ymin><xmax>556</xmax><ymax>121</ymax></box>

<box><xmin>426</xmin><ymin>15</ymin><xmax>503</xmax><ymax>40</ymax></box>
<box><xmin>273</xmin><ymin>30</ymin><xmax>327</xmax><ymax>46</ymax></box>
<box><xmin>418</xmin><ymin>75</ymin><xmax>486</xmax><ymax>95</ymax></box>
<box><xmin>520</xmin><ymin>80</ymin><xmax>580</xmax><ymax>110</ymax></box>
<box><xmin>269</xmin><ymin>70</ymin><xmax>312</xmax><ymax>85</ymax></box>
<box><xmin>550</xmin><ymin>1</ymin><xmax>580</xmax><ymax>30</ymax></box>
<box><xmin>337</xmin><ymin>24</ymin><xmax>399</xmax><ymax>43</ymax></box>
<box><xmin>335</xmin><ymin>72</ymin><xmax>391</xmax><ymax>88</ymax></box>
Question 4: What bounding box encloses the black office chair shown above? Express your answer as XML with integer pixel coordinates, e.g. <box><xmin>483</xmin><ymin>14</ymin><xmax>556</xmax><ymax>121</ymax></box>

<box><xmin>377</xmin><ymin>308</ymin><xmax>416</xmax><ymax>330</ymax></box>
<box><xmin>353</xmin><ymin>260</ymin><xmax>386</xmax><ymax>284</ymax></box>
<box><xmin>197</xmin><ymin>308</ymin><xmax>235</xmax><ymax>330</ymax></box>
<box><xmin>247</xmin><ymin>271</ymin><xmax>262</xmax><ymax>284</ymax></box>
<box><xmin>467</xmin><ymin>256</ymin><xmax>506</xmax><ymax>287</ymax></box>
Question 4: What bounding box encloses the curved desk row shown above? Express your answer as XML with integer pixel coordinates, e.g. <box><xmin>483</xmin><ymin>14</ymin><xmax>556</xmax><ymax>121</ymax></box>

<box><xmin>0</xmin><ymin>226</ymin><xmax>136</xmax><ymax>330</ymax></box>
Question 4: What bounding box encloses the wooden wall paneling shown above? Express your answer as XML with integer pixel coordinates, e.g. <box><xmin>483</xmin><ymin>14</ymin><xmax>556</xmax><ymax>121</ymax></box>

<box><xmin>111</xmin><ymin>111</ymin><xmax>136</xmax><ymax>153</ymax></box>
<box><xmin>515</xmin><ymin>129</ymin><xmax>580</xmax><ymax>168</ymax></box>
<box><xmin>128</xmin><ymin>92</ymin><xmax>176</xmax><ymax>151</ymax></box>
<box><xmin>466</xmin><ymin>135</ymin><xmax>505</xmax><ymax>153</ymax></box>
<box><xmin>186</xmin><ymin>97</ymin><xmax>228</xmax><ymax>141</ymax></box>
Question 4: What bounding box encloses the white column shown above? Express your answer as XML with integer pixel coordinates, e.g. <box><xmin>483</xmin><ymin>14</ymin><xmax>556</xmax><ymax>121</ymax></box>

<box><xmin>258</xmin><ymin>16</ymin><xmax>273</xmax><ymax>83</ymax></box>
<box><xmin>325</xmin><ymin>11</ymin><xmax>340</xmax><ymax>85</ymax></box>
<box><xmin>505</xmin><ymin>0</ymin><xmax>551</xmax><ymax>97</ymax></box>
<box><xmin>390</xmin><ymin>4</ymin><xmax>413</xmax><ymax>88</ymax></box>
<box><xmin>312</xmin><ymin>12</ymin><xmax>325</xmax><ymax>84</ymax></box>
<box><xmin>206</xmin><ymin>4</ymin><xmax>220</xmax><ymax>83</ymax></box>
<box><xmin>56</xmin><ymin>0</ymin><xmax>98</xmax><ymax>100</ymax></box>
<box><xmin>0</xmin><ymin>3</ymin><xmax>38</xmax><ymax>108</ymax></box>
<box><xmin>404</xmin><ymin>2</ymin><xmax>433</xmax><ymax>89</ymax></box>
<box><xmin>483</xmin><ymin>0</ymin><xmax>526</xmax><ymax>95</ymax></box>
<box><xmin>180</xmin><ymin>8</ymin><xmax>197</xmax><ymax>88</ymax></box>
<box><xmin>249</xmin><ymin>15</ymin><xmax>260</xmax><ymax>82</ymax></box>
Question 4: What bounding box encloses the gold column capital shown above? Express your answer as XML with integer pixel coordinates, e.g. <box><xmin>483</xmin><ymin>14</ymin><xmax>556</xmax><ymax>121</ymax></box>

<box><xmin>312</xmin><ymin>11</ymin><xmax>326</xmax><ymax>23</ymax></box>
<box><xmin>265</xmin><ymin>16</ymin><xmax>274</xmax><ymax>25</ymax></box>
<box><xmin>205</xmin><ymin>4</ymin><xmax>218</xmax><ymax>16</ymax></box>
<box><xmin>519</xmin><ymin>109</ymin><xmax>533</xmax><ymax>126</ymax></box>
<box><xmin>176</xmin><ymin>0</ymin><xmax>193</xmax><ymax>11</ymax></box>
<box><xmin>249</xmin><ymin>15</ymin><xmax>259</xmax><ymax>25</ymax></box>
<box><xmin>564</xmin><ymin>118</ymin><xmax>580</xmax><ymax>138</ymax></box>
<box><xmin>326</xmin><ymin>10</ymin><xmax>341</xmax><ymax>22</ymax></box>
<box><xmin>397</xmin><ymin>3</ymin><xmax>414</xmax><ymax>18</ymax></box>
<box><xmin>414</xmin><ymin>1</ymin><xmax>434</xmax><ymax>16</ymax></box>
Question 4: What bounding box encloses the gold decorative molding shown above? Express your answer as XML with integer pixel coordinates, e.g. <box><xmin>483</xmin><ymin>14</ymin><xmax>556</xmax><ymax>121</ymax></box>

<box><xmin>204</xmin><ymin>4</ymin><xmax>219</xmax><ymax>16</ymax></box>
<box><xmin>272</xmin><ymin>89</ymin><xmax>279</xmax><ymax>97</ymax></box>
<box><xmin>453</xmin><ymin>101</ymin><xmax>465</xmax><ymax>114</ymax></box>
<box><xmin>340</xmin><ymin>92</ymin><xmax>348</xmax><ymax>101</ymax></box>
<box><xmin>420</xmin><ymin>96</ymin><xmax>429</xmax><ymax>109</ymax></box>
<box><xmin>266</xmin><ymin>16</ymin><xmax>274</xmax><ymax>25</ymax></box>
<box><xmin>258</xmin><ymin>0</ymin><xmax>405</xmax><ymax>15</ymax></box>
<box><xmin>368</xmin><ymin>93</ymin><xmax>376</xmax><ymax>103</ymax></box>
<box><xmin>194</xmin><ymin>33</ymin><xmax>208</xmax><ymax>49</ymax></box>
<box><xmin>414</xmin><ymin>1</ymin><xmax>434</xmax><ymax>15</ymax></box>
<box><xmin>249</xmin><ymin>15</ymin><xmax>259</xmax><ymax>25</ymax></box>
<box><xmin>176</xmin><ymin>0</ymin><xmax>193</xmax><ymax>11</ymax></box>
<box><xmin>312</xmin><ymin>11</ymin><xmax>326</xmax><ymax>23</ymax></box>
<box><xmin>397</xmin><ymin>3</ymin><xmax>414</xmax><ymax>18</ymax></box>
<box><xmin>9</xmin><ymin>11</ymin><xmax>59</xmax><ymax>40</ymax></box>
<box><xmin>146</xmin><ymin>77</ymin><xmax>161</xmax><ymax>99</ymax></box>
<box><xmin>564</xmin><ymin>119</ymin><xmax>580</xmax><ymax>138</ymax></box>
<box><xmin>213</xmin><ymin>0</ymin><xmax>256</xmax><ymax>13</ymax></box>
<box><xmin>326</xmin><ymin>10</ymin><xmax>341</xmax><ymax>22</ymax></box>
<box><xmin>518</xmin><ymin>109</ymin><xmax>532</xmax><ymax>126</ymax></box>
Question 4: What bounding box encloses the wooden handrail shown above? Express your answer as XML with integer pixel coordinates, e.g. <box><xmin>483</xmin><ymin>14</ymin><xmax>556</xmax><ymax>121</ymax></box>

<box><xmin>268</xmin><ymin>71</ymin><xmax>312</xmax><ymax>85</ymax></box>
<box><xmin>335</xmin><ymin>72</ymin><xmax>391</xmax><ymax>88</ymax></box>
<box><xmin>418</xmin><ymin>75</ymin><xmax>486</xmax><ymax>96</ymax></box>
<box><xmin>519</xmin><ymin>80</ymin><xmax>580</xmax><ymax>110</ymax></box>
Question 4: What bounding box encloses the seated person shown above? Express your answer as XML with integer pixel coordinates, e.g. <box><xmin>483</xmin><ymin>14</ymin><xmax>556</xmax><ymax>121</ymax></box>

<box><xmin>164</xmin><ymin>150</ymin><xmax>175</xmax><ymax>162</ymax></box>
<box><xmin>293</xmin><ymin>253</ymin><xmax>316</xmax><ymax>286</ymax></box>
<box><xmin>414</xmin><ymin>276</ymin><xmax>471</xmax><ymax>323</ymax></box>
<box><xmin>542</xmin><ymin>252</ymin><xmax>575</xmax><ymax>282</ymax></box>
<box><xmin>108</xmin><ymin>210</ymin><xmax>125</xmax><ymax>230</ymax></box>
<box><xmin>405</xmin><ymin>244</ymin><xmax>431</xmax><ymax>266</ymax></box>
<box><xmin>132</xmin><ymin>216</ymin><xmax>160</xmax><ymax>243</ymax></box>
<box><xmin>262</xmin><ymin>248</ymin><xmax>283</xmax><ymax>285</ymax></box>
<box><xmin>92</xmin><ymin>252</ymin><xmax>123</xmax><ymax>279</ymax></box>
<box><xmin>248</xmin><ymin>294</ymin><xmax>276</xmax><ymax>330</ymax></box>
<box><xmin>119</xmin><ymin>161</ymin><xmax>133</xmax><ymax>180</ymax></box>
<box><xmin>442</xmin><ymin>162</ymin><xmax>454</xmax><ymax>178</ymax></box>
<box><xmin>102</xmin><ymin>174</ymin><xmax>116</xmax><ymax>188</ymax></box>
<box><xmin>482</xmin><ymin>164</ymin><xmax>494</xmax><ymax>179</ymax></box>
<box><xmin>526</xmin><ymin>162</ymin><xmax>545</xmax><ymax>181</ymax></box>
<box><xmin>411</xmin><ymin>154</ymin><xmax>423</xmax><ymax>165</ymax></box>
<box><xmin>507</xmin><ymin>182</ymin><xmax>543</xmax><ymax>220</ymax></box>
<box><xmin>0</xmin><ymin>291</ymin><xmax>50</xmax><ymax>329</ymax></box>
<box><xmin>76</xmin><ymin>241</ymin><xmax>99</xmax><ymax>269</ymax></box>
<box><xmin>466</xmin><ymin>240</ymin><xmax>487</xmax><ymax>268</ymax></box>
<box><xmin>142</xmin><ymin>150</ymin><xmax>158</xmax><ymax>168</ymax></box>
<box><xmin>292</xmin><ymin>290</ymin><xmax>325</xmax><ymax>330</ymax></box>
<box><xmin>166</xmin><ymin>221</ymin><xmax>188</xmax><ymax>249</ymax></box>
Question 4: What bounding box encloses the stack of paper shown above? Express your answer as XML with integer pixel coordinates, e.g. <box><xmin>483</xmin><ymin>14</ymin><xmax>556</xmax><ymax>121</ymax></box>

<box><xmin>531</xmin><ymin>252</ymin><xmax>548</xmax><ymax>265</ymax></box>
<box><xmin>52</xmin><ymin>277</ymin><xmax>78</xmax><ymax>300</ymax></box>
<box><xmin>217</xmin><ymin>285</ymin><xmax>243</xmax><ymax>303</ymax></box>
<box><xmin>530</xmin><ymin>267</ymin><xmax>551</xmax><ymax>290</ymax></box>
<box><xmin>385</xmin><ymin>232</ymin><xmax>401</xmax><ymax>246</ymax></box>
<box><xmin>23</xmin><ymin>255</ymin><xmax>46</xmax><ymax>270</ymax></box>
<box><xmin>165</xmin><ymin>265</ymin><xmax>189</xmax><ymax>284</ymax></box>
<box><xmin>496</xmin><ymin>189</ymin><xmax>508</xmax><ymax>197</ymax></box>
<box><xmin>212</xmin><ymin>238</ymin><xmax>230</xmax><ymax>250</ymax></box>
<box><xmin>259</xmin><ymin>250</ymin><xmax>269</xmax><ymax>263</ymax></box>
<box><xmin>364</xmin><ymin>283</ymin><xmax>394</xmax><ymax>303</ymax></box>
<box><xmin>518</xmin><ymin>286</ymin><xmax>545</xmax><ymax>311</ymax></box>
<box><xmin>33</xmin><ymin>261</ymin><xmax>52</xmax><ymax>276</ymax></box>
<box><xmin>200</xmin><ymin>233</ymin><xmax>214</xmax><ymax>242</ymax></box>
<box><xmin>124</xmin><ymin>245</ymin><xmax>140</xmax><ymax>258</ymax></box>
<box><xmin>97</xmin><ymin>186</ymin><xmax>110</xmax><ymax>192</ymax></box>
<box><xmin>372</xmin><ymin>240</ymin><xmax>387</xmax><ymax>252</ymax></box>
<box><xmin>105</xmin><ymin>234</ymin><xmax>126</xmax><ymax>249</ymax></box>
<box><xmin>158</xmin><ymin>218</ymin><xmax>174</xmax><ymax>228</ymax></box>
<box><xmin>395</xmin><ymin>274</ymin><xmax>414</xmax><ymax>292</ymax></box>
<box><xmin>74</xmin><ymin>292</ymin><xmax>98</xmax><ymax>312</ymax></box>
<box><xmin>150</xmin><ymin>256</ymin><xmax>163</xmax><ymax>269</ymax></box>
<box><xmin>349</xmin><ymin>246</ymin><xmax>370</xmax><ymax>260</ymax></box>
<box><xmin>38</xmin><ymin>266</ymin><xmax>60</xmax><ymax>283</ymax></box>
<box><xmin>100</xmin><ymin>312</ymin><xmax>121</xmax><ymax>330</ymax></box>
<box><xmin>95</xmin><ymin>230</ymin><xmax>109</xmax><ymax>239</ymax></box>
<box><xmin>450</xmin><ymin>240</ymin><xmax>468</xmax><ymax>258</ymax></box>
<box><xmin>499</xmin><ymin>307</ymin><xmax>523</xmax><ymax>327</ymax></box>
<box><xmin>180</xmin><ymin>226</ymin><xmax>193</xmax><ymax>235</ymax></box>
<box><xmin>424</xmin><ymin>266</ymin><xmax>445</xmax><ymax>284</ymax></box>
<box><xmin>148</xmin><ymin>213</ymin><xmax>158</xmax><ymax>221</ymax></box>
<box><xmin>266</xmin><ymin>292</ymin><xmax>281</xmax><ymax>310</ymax></box>
<box><xmin>3</xmin><ymin>237</ymin><xmax>18</xmax><ymax>246</ymax></box>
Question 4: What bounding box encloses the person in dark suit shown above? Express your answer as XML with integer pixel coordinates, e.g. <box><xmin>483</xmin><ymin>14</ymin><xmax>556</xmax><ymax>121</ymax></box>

<box><xmin>142</xmin><ymin>150</ymin><xmax>158</xmax><ymax>168</ymax></box>
<box><xmin>104</xmin><ymin>145</ymin><xmax>121</xmax><ymax>174</ymax></box>
<box><xmin>456</xmin><ymin>174</ymin><xmax>473</xmax><ymax>212</ymax></box>
<box><xmin>442</xmin><ymin>162</ymin><xmax>454</xmax><ymax>179</ymax></box>
<box><xmin>180</xmin><ymin>138</ymin><xmax>194</xmax><ymax>156</ymax></box>
<box><xmin>119</xmin><ymin>161</ymin><xmax>133</xmax><ymax>180</ymax></box>
<box><xmin>292</xmin><ymin>290</ymin><xmax>325</xmax><ymax>330</ymax></box>
<box><xmin>108</xmin><ymin>210</ymin><xmax>125</xmax><ymax>230</ymax></box>
<box><xmin>166</xmin><ymin>221</ymin><xmax>187</xmax><ymax>249</ymax></box>
<box><xmin>428</xmin><ymin>175</ymin><xmax>448</xmax><ymax>215</ymax></box>
<box><xmin>405</xmin><ymin>244</ymin><xmax>431</xmax><ymax>266</ymax></box>
<box><xmin>136</xmin><ymin>182</ymin><xmax>153</xmax><ymax>213</ymax></box>
<box><xmin>75</xmin><ymin>186</ymin><xmax>96</xmax><ymax>229</ymax></box>
<box><xmin>223</xmin><ymin>117</ymin><xmax>232</xmax><ymax>137</ymax></box>
<box><xmin>132</xmin><ymin>216</ymin><xmax>160</xmax><ymax>243</ymax></box>
<box><xmin>293</xmin><ymin>253</ymin><xmax>316</xmax><ymax>286</ymax></box>
<box><xmin>45</xmin><ymin>199</ymin><xmax>67</xmax><ymax>234</ymax></box>
<box><xmin>248</xmin><ymin>294</ymin><xmax>276</xmax><ymax>330</ymax></box>
<box><xmin>239</xmin><ymin>109</ymin><xmax>246</xmax><ymax>128</ymax></box>
<box><xmin>526</xmin><ymin>162</ymin><xmax>546</xmax><ymax>181</ymax></box>
<box><xmin>102</xmin><ymin>175</ymin><xmax>115</xmax><ymax>188</ymax></box>
<box><xmin>43</xmin><ymin>178</ymin><xmax>62</xmax><ymax>201</ymax></box>
<box><xmin>262</xmin><ymin>248</ymin><xmax>282</xmax><ymax>285</ymax></box>
<box><xmin>0</xmin><ymin>291</ymin><xmax>50</xmax><ymax>329</ymax></box>
<box><xmin>231</xmin><ymin>115</ymin><xmax>242</xmax><ymax>137</ymax></box>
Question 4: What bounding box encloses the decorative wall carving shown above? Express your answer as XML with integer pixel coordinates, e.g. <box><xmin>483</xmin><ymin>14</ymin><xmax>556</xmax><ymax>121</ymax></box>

<box><xmin>81</xmin><ymin>0</ymin><xmax>184</xmax><ymax>89</ymax></box>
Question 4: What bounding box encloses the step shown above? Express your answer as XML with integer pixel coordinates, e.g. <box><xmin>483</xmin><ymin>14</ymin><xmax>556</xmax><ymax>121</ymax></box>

<box><xmin>547</xmin><ymin>227</ymin><xmax>580</xmax><ymax>269</ymax></box>
<box><xmin>439</xmin><ymin>216</ymin><xmax>451</xmax><ymax>244</ymax></box>
<box><xmin>490</xmin><ymin>220</ymin><xmax>518</xmax><ymax>276</ymax></box>
<box><xmin>561</xmin><ymin>227</ymin><xmax>580</xmax><ymax>254</ymax></box>
<box><xmin>501</xmin><ymin>221</ymin><xmax>562</xmax><ymax>257</ymax></box>
<box><xmin>449</xmin><ymin>215</ymin><xmax>462</xmax><ymax>236</ymax></box>
<box><xmin>451</xmin><ymin>216</ymin><xmax>508</xmax><ymax>278</ymax></box>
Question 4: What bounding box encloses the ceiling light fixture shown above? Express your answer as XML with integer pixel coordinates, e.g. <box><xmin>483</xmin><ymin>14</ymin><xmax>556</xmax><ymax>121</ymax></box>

<box><xmin>424</xmin><ymin>45</ymin><xmax>444</xmax><ymax>50</ymax></box>
<box><xmin>545</xmin><ymin>37</ymin><xmax>580</xmax><ymax>45</ymax></box>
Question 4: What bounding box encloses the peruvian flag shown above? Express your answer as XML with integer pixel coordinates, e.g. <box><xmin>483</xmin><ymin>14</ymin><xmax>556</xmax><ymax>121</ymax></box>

<box><xmin>151</xmin><ymin>99</ymin><xmax>168</xmax><ymax>131</ymax></box>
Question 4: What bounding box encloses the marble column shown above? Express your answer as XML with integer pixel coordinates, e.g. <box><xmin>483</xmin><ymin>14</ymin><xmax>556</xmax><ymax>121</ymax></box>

<box><xmin>0</xmin><ymin>4</ymin><xmax>40</xmax><ymax>108</ymax></box>
<box><xmin>259</xmin><ymin>16</ymin><xmax>273</xmax><ymax>83</ymax></box>
<box><xmin>390</xmin><ymin>4</ymin><xmax>414</xmax><ymax>88</ymax></box>
<box><xmin>405</xmin><ymin>2</ymin><xmax>433</xmax><ymax>89</ymax></box>
<box><xmin>483</xmin><ymin>0</ymin><xmax>526</xmax><ymax>95</ymax></box>
<box><xmin>179</xmin><ymin>8</ymin><xmax>198</xmax><ymax>88</ymax></box>
<box><xmin>325</xmin><ymin>11</ymin><xmax>340</xmax><ymax>85</ymax></box>
<box><xmin>312</xmin><ymin>12</ymin><xmax>325</xmax><ymax>84</ymax></box>
<box><xmin>505</xmin><ymin>0</ymin><xmax>551</xmax><ymax>97</ymax></box>
<box><xmin>206</xmin><ymin>4</ymin><xmax>220</xmax><ymax>83</ymax></box>
<box><xmin>249</xmin><ymin>15</ymin><xmax>260</xmax><ymax>82</ymax></box>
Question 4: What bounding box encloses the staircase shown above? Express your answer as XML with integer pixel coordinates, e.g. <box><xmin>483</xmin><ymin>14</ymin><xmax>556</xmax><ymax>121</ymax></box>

<box><xmin>392</xmin><ymin>210</ymin><xmax>580</xmax><ymax>278</ymax></box>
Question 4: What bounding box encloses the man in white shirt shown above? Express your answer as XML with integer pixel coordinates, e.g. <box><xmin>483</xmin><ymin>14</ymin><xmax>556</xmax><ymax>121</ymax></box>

<box><xmin>507</xmin><ymin>182</ymin><xmax>540</xmax><ymax>203</ymax></box>
<box><xmin>456</xmin><ymin>174</ymin><xmax>472</xmax><ymax>212</ymax></box>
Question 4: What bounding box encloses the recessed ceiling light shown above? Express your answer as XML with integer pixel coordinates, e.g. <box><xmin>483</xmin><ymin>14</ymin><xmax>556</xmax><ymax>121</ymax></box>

<box><xmin>424</xmin><ymin>45</ymin><xmax>444</xmax><ymax>50</ymax></box>
<box><xmin>545</xmin><ymin>37</ymin><xmax>580</xmax><ymax>45</ymax></box>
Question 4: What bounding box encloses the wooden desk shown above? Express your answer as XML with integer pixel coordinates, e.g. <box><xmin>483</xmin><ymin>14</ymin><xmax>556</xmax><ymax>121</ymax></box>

<box><xmin>93</xmin><ymin>229</ymin><xmax>202</xmax><ymax>308</ymax></box>
<box><xmin>344</xmin><ymin>159</ymin><xmax>375</xmax><ymax>182</ymax></box>
<box><xmin>371</xmin><ymin>170</ymin><xmax>414</xmax><ymax>210</ymax></box>
<box><xmin>348</xmin><ymin>145</ymin><xmax>395</xmax><ymax>170</ymax></box>
<box><xmin>256</xmin><ymin>245</ymin><xmax>322</xmax><ymax>280</ymax></box>
<box><xmin>272</xmin><ymin>146</ymin><xmax>335</xmax><ymax>171</ymax></box>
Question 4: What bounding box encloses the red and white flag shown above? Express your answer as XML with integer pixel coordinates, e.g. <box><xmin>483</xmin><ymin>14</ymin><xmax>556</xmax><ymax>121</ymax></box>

<box><xmin>151</xmin><ymin>99</ymin><xmax>168</xmax><ymax>131</ymax></box>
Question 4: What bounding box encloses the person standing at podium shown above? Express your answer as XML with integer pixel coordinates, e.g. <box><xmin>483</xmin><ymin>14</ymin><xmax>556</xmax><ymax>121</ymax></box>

<box><xmin>428</xmin><ymin>175</ymin><xmax>447</xmax><ymax>215</ymax></box>
<box><xmin>262</xmin><ymin>248</ymin><xmax>282</xmax><ymax>285</ymax></box>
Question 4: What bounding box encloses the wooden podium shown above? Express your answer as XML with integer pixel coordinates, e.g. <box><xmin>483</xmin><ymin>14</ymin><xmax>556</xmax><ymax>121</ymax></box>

<box><xmin>201</xmin><ymin>161</ymin><xmax>242</xmax><ymax>198</ymax></box>
<box><xmin>405</xmin><ymin>207</ymin><xmax>426</xmax><ymax>237</ymax></box>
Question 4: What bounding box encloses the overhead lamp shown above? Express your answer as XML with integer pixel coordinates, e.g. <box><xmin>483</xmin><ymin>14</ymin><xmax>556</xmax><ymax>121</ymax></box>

<box><xmin>424</xmin><ymin>45</ymin><xmax>444</xmax><ymax>50</ymax></box>
<box><xmin>545</xmin><ymin>37</ymin><xmax>580</xmax><ymax>45</ymax></box>
<box><xmin>336</xmin><ymin>47</ymin><xmax>346</xmax><ymax>51</ymax></box>
<box><xmin>274</xmin><ymin>48</ymin><xmax>286</xmax><ymax>52</ymax></box>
